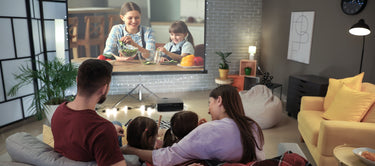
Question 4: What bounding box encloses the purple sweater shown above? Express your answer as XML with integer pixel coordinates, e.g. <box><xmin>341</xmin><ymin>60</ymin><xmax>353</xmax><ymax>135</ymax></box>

<box><xmin>152</xmin><ymin>118</ymin><xmax>265</xmax><ymax>166</ymax></box>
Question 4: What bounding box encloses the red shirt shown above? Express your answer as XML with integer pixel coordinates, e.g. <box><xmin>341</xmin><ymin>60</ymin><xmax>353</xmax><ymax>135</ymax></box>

<box><xmin>51</xmin><ymin>102</ymin><xmax>124</xmax><ymax>166</ymax></box>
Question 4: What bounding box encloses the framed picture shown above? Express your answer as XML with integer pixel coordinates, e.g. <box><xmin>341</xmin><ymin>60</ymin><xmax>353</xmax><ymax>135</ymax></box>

<box><xmin>287</xmin><ymin>11</ymin><xmax>315</xmax><ymax>64</ymax></box>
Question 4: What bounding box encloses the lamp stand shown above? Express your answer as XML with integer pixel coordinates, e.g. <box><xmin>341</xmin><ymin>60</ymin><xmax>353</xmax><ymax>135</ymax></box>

<box><xmin>359</xmin><ymin>36</ymin><xmax>365</xmax><ymax>74</ymax></box>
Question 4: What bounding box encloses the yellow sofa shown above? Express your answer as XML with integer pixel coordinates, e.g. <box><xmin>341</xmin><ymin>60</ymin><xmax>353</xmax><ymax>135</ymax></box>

<box><xmin>298</xmin><ymin>82</ymin><xmax>375</xmax><ymax>166</ymax></box>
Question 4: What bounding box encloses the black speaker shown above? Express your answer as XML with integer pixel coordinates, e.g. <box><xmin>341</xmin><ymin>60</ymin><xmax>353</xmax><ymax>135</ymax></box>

<box><xmin>156</xmin><ymin>98</ymin><xmax>183</xmax><ymax>112</ymax></box>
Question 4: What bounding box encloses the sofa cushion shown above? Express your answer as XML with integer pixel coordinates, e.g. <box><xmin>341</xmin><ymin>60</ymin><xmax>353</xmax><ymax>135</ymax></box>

<box><xmin>6</xmin><ymin>132</ymin><xmax>97</xmax><ymax>166</ymax></box>
<box><xmin>298</xmin><ymin>110</ymin><xmax>322</xmax><ymax>146</ymax></box>
<box><xmin>362</xmin><ymin>83</ymin><xmax>375</xmax><ymax>123</ymax></box>
<box><xmin>323</xmin><ymin>73</ymin><xmax>364</xmax><ymax>111</ymax></box>
<box><xmin>322</xmin><ymin>85</ymin><xmax>375</xmax><ymax>121</ymax></box>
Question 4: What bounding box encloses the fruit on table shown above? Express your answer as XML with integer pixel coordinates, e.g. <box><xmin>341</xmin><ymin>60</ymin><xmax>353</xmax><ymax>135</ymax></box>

<box><xmin>194</xmin><ymin>57</ymin><xmax>204</xmax><ymax>66</ymax></box>
<box><xmin>97</xmin><ymin>55</ymin><xmax>106</xmax><ymax>60</ymax></box>
<box><xmin>181</xmin><ymin>55</ymin><xmax>195</xmax><ymax>66</ymax></box>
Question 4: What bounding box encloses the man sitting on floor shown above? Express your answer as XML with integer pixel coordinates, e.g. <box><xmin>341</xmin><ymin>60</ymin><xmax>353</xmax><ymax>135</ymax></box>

<box><xmin>51</xmin><ymin>59</ymin><xmax>127</xmax><ymax>166</ymax></box>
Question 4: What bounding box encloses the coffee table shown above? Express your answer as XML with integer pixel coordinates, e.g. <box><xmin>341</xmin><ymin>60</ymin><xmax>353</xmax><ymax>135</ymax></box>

<box><xmin>333</xmin><ymin>144</ymin><xmax>367</xmax><ymax>166</ymax></box>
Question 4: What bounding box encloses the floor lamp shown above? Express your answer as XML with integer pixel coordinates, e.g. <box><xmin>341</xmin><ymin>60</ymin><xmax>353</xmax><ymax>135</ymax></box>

<box><xmin>349</xmin><ymin>19</ymin><xmax>371</xmax><ymax>74</ymax></box>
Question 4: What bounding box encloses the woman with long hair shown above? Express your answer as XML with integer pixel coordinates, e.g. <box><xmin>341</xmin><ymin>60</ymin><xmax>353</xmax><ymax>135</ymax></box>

<box><xmin>122</xmin><ymin>85</ymin><xmax>265</xmax><ymax>165</ymax></box>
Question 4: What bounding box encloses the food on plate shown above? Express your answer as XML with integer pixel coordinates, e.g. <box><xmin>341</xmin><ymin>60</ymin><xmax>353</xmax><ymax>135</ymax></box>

<box><xmin>143</xmin><ymin>61</ymin><xmax>155</xmax><ymax>65</ymax></box>
<box><xmin>362</xmin><ymin>151</ymin><xmax>375</xmax><ymax>161</ymax></box>
<box><xmin>194</xmin><ymin>56</ymin><xmax>204</xmax><ymax>66</ymax></box>
<box><xmin>180</xmin><ymin>55</ymin><xmax>195</xmax><ymax>66</ymax></box>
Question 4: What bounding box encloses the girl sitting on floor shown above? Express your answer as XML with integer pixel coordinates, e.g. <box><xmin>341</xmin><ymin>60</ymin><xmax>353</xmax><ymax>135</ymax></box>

<box><xmin>127</xmin><ymin>116</ymin><xmax>158</xmax><ymax>165</ymax></box>
<box><xmin>163</xmin><ymin>111</ymin><xmax>199</xmax><ymax>147</ymax></box>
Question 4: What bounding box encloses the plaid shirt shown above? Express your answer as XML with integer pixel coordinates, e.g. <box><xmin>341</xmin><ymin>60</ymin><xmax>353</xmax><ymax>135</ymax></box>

<box><xmin>103</xmin><ymin>24</ymin><xmax>155</xmax><ymax>56</ymax></box>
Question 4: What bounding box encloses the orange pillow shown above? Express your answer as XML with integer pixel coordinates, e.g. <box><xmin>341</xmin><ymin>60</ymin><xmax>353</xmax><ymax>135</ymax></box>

<box><xmin>323</xmin><ymin>73</ymin><xmax>364</xmax><ymax>111</ymax></box>
<box><xmin>322</xmin><ymin>84</ymin><xmax>375</xmax><ymax>121</ymax></box>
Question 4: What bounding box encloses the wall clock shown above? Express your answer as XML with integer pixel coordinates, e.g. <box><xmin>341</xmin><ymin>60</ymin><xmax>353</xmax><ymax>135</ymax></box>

<box><xmin>341</xmin><ymin>0</ymin><xmax>367</xmax><ymax>15</ymax></box>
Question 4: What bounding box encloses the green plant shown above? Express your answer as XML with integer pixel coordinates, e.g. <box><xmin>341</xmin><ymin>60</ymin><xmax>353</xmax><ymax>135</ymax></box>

<box><xmin>8</xmin><ymin>58</ymin><xmax>78</xmax><ymax>120</ymax></box>
<box><xmin>216</xmin><ymin>51</ymin><xmax>232</xmax><ymax>69</ymax></box>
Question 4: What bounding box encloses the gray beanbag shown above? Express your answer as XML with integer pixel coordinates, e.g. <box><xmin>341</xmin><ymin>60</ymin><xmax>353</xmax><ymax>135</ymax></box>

<box><xmin>6</xmin><ymin>132</ymin><xmax>97</xmax><ymax>166</ymax></box>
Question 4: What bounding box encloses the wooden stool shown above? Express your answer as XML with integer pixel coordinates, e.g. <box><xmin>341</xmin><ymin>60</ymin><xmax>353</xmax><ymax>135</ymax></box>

<box><xmin>68</xmin><ymin>17</ymin><xmax>79</xmax><ymax>59</ymax></box>
<box><xmin>77</xmin><ymin>15</ymin><xmax>105</xmax><ymax>57</ymax></box>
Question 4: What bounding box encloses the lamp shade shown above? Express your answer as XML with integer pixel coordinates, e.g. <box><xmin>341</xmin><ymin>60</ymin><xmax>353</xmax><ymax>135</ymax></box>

<box><xmin>349</xmin><ymin>19</ymin><xmax>371</xmax><ymax>36</ymax></box>
<box><xmin>248</xmin><ymin>46</ymin><xmax>256</xmax><ymax>54</ymax></box>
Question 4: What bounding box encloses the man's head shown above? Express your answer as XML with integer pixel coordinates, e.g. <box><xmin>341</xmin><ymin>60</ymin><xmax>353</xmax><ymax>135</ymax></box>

<box><xmin>77</xmin><ymin>59</ymin><xmax>113</xmax><ymax>102</ymax></box>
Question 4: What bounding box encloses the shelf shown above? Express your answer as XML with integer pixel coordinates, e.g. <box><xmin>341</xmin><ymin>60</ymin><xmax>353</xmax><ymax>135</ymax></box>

<box><xmin>239</xmin><ymin>60</ymin><xmax>257</xmax><ymax>76</ymax></box>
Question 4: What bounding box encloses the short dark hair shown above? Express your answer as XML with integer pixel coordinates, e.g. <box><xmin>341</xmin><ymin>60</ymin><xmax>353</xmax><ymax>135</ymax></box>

<box><xmin>120</xmin><ymin>2</ymin><xmax>141</xmax><ymax>16</ymax></box>
<box><xmin>77</xmin><ymin>59</ymin><xmax>113</xmax><ymax>97</ymax></box>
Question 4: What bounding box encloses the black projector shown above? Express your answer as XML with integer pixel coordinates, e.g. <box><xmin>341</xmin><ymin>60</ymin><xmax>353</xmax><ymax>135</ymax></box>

<box><xmin>156</xmin><ymin>98</ymin><xmax>183</xmax><ymax>112</ymax></box>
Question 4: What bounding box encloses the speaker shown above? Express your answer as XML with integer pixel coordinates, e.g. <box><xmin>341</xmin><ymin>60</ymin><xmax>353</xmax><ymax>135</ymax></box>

<box><xmin>156</xmin><ymin>98</ymin><xmax>183</xmax><ymax>112</ymax></box>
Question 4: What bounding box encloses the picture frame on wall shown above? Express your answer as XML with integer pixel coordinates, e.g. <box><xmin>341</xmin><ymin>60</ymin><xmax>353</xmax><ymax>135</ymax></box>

<box><xmin>287</xmin><ymin>11</ymin><xmax>315</xmax><ymax>64</ymax></box>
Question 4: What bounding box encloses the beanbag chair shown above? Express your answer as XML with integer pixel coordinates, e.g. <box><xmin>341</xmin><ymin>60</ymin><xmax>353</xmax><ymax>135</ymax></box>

<box><xmin>239</xmin><ymin>85</ymin><xmax>282</xmax><ymax>129</ymax></box>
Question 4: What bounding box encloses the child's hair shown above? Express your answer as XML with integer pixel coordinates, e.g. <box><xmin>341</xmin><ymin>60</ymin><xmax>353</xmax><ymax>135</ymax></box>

<box><xmin>163</xmin><ymin>111</ymin><xmax>198</xmax><ymax>147</ymax></box>
<box><xmin>169</xmin><ymin>21</ymin><xmax>195</xmax><ymax>47</ymax></box>
<box><xmin>126</xmin><ymin>116</ymin><xmax>158</xmax><ymax>150</ymax></box>
<box><xmin>120</xmin><ymin>2</ymin><xmax>141</xmax><ymax>16</ymax></box>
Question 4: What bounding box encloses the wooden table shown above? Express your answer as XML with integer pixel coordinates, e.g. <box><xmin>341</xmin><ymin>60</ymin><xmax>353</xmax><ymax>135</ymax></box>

<box><xmin>333</xmin><ymin>144</ymin><xmax>367</xmax><ymax>166</ymax></box>
<box><xmin>71</xmin><ymin>58</ymin><xmax>204</xmax><ymax>73</ymax></box>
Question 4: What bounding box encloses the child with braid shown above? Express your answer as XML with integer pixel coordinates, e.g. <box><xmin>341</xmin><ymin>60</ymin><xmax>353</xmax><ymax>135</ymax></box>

<box><xmin>126</xmin><ymin>116</ymin><xmax>158</xmax><ymax>166</ymax></box>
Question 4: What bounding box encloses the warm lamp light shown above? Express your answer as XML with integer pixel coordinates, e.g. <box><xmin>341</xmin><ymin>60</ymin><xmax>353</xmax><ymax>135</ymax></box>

<box><xmin>248</xmin><ymin>46</ymin><xmax>256</xmax><ymax>60</ymax></box>
<box><xmin>349</xmin><ymin>19</ymin><xmax>371</xmax><ymax>36</ymax></box>
<box><xmin>55</xmin><ymin>19</ymin><xmax>65</xmax><ymax>63</ymax></box>
<box><xmin>349</xmin><ymin>19</ymin><xmax>371</xmax><ymax>73</ymax></box>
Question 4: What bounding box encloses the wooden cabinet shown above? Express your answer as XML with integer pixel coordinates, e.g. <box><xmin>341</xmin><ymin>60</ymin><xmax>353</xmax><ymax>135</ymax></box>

<box><xmin>286</xmin><ymin>75</ymin><xmax>328</xmax><ymax>118</ymax></box>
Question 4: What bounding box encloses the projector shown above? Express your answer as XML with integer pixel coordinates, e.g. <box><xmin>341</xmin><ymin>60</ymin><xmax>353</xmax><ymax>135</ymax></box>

<box><xmin>156</xmin><ymin>98</ymin><xmax>183</xmax><ymax>112</ymax></box>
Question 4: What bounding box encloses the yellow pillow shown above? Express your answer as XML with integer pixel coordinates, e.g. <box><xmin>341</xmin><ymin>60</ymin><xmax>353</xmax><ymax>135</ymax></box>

<box><xmin>362</xmin><ymin>104</ymin><xmax>375</xmax><ymax>123</ymax></box>
<box><xmin>324</xmin><ymin>72</ymin><xmax>364</xmax><ymax>111</ymax></box>
<box><xmin>322</xmin><ymin>84</ymin><xmax>375</xmax><ymax>121</ymax></box>
<box><xmin>43</xmin><ymin>124</ymin><xmax>54</xmax><ymax>147</ymax></box>
<box><xmin>361</xmin><ymin>83</ymin><xmax>375</xmax><ymax>123</ymax></box>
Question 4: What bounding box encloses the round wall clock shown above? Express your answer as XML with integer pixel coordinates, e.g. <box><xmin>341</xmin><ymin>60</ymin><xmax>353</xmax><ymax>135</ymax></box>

<box><xmin>341</xmin><ymin>0</ymin><xmax>367</xmax><ymax>15</ymax></box>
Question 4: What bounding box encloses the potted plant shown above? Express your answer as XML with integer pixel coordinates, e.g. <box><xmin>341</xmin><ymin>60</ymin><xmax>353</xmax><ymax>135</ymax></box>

<box><xmin>8</xmin><ymin>58</ymin><xmax>78</xmax><ymax>123</ymax></box>
<box><xmin>216</xmin><ymin>51</ymin><xmax>232</xmax><ymax>79</ymax></box>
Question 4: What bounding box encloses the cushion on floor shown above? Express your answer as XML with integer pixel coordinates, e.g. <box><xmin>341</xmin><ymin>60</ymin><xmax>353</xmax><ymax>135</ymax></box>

<box><xmin>239</xmin><ymin>85</ymin><xmax>283</xmax><ymax>129</ymax></box>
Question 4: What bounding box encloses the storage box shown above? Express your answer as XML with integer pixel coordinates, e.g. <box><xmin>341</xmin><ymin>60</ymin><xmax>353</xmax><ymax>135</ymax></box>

<box><xmin>239</xmin><ymin>60</ymin><xmax>257</xmax><ymax>76</ymax></box>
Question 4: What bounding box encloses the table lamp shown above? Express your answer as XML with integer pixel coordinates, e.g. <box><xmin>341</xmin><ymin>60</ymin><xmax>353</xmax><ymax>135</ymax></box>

<box><xmin>248</xmin><ymin>46</ymin><xmax>256</xmax><ymax>60</ymax></box>
<box><xmin>349</xmin><ymin>19</ymin><xmax>371</xmax><ymax>73</ymax></box>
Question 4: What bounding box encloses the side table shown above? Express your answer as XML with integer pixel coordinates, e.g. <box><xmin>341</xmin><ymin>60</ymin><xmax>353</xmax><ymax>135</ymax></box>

<box><xmin>215</xmin><ymin>77</ymin><xmax>233</xmax><ymax>86</ymax></box>
<box><xmin>267</xmin><ymin>83</ymin><xmax>282</xmax><ymax>99</ymax></box>
<box><xmin>333</xmin><ymin>144</ymin><xmax>367</xmax><ymax>166</ymax></box>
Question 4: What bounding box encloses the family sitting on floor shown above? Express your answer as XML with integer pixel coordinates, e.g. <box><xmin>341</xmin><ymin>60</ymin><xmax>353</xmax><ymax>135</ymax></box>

<box><xmin>50</xmin><ymin>59</ymin><xmax>310</xmax><ymax>166</ymax></box>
